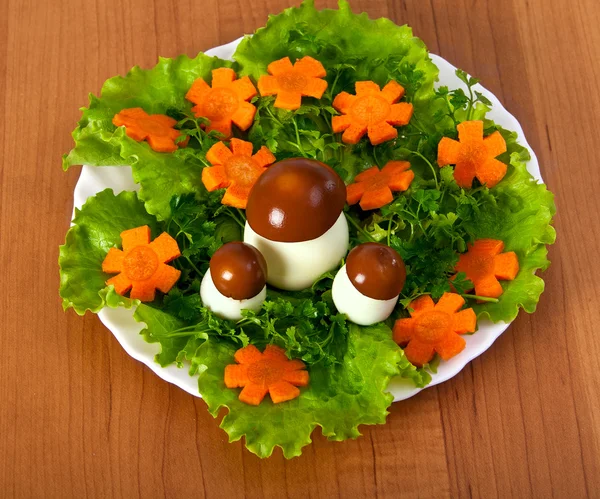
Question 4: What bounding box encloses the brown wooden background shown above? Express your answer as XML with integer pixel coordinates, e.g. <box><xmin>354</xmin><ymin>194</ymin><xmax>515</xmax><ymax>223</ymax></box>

<box><xmin>1</xmin><ymin>0</ymin><xmax>599</xmax><ymax>497</ymax></box>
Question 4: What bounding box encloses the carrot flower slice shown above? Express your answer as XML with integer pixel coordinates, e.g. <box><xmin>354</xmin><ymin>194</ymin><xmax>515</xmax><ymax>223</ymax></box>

<box><xmin>101</xmin><ymin>226</ymin><xmax>181</xmax><ymax>302</ymax></box>
<box><xmin>257</xmin><ymin>56</ymin><xmax>328</xmax><ymax>110</ymax></box>
<box><xmin>185</xmin><ymin>68</ymin><xmax>258</xmax><ymax>139</ymax></box>
<box><xmin>454</xmin><ymin>239</ymin><xmax>519</xmax><ymax>299</ymax></box>
<box><xmin>393</xmin><ymin>293</ymin><xmax>477</xmax><ymax>366</ymax></box>
<box><xmin>332</xmin><ymin>80</ymin><xmax>414</xmax><ymax>145</ymax></box>
<box><xmin>437</xmin><ymin>121</ymin><xmax>508</xmax><ymax>188</ymax></box>
<box><xmin>112</xmin><ymin>108</ymin><xmax>187</xmax><ymax>153</ymax></box>
<box><xmin>202</xmin><ymin>138</ymin><xmax>275</xmax><ymax>209</ymax></box>
<box><xmin>224</xmin><ymin>345</ymin><xmax>309</xmax><ymax>405</ymax></box>
<box><xmin>346</xmin><ymin>160</ymin><xmax>414</xmax><ymax>210</ymax></box>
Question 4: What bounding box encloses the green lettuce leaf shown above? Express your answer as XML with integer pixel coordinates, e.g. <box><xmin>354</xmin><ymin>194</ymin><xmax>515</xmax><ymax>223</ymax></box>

<box><xmin>59</xmin><ymin>189</ymin><xmax>159</xmax><ymax>315</ymax></box>
<box><xmin>63</xmin><ymin>53</ymin><xmax>233</xmax><ymax>219</ymax></box>
<box><xmin>134</xmin><ymin>304</ymin><xmax>190</xmax><ymax>367</ymax></box>
<box><xmin>196</xmin><ymin>323</ymin><xmax>401</xmax><ymax>458</ymax></box>
<box><xmin>466</xmin><ymin>130</ymin><xmax>556</xmax><ymax>321</ymax></box>
<box><xmin>63</xmin><ymin>53</ymin><xmax>232</xmax><ymax>170</ymax></box>
<box><xmin>117</xmin><ymin>127</ymin><xmax>209</xmax><ymax>219</ymax></box>
<box><xmin>234</xmin><ymin>0</ymin><xmax>437</xmax><ymax>105</ymax></box>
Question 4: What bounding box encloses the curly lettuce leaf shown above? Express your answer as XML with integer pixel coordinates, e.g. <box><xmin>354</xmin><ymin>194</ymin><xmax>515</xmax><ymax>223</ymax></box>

<box><xmin>63</xmin><ymin>53</ymin><xmax>232</xmax><ymax>219</ymax></box>
<box><xmin>196</xmin><ymin>323</ymin><xmax>401</xmax><ymax>458</ymax></box>
<box><xmin>466</xmin><ymin>130</ymin><xmax>556</xmax><ymax>321</ymax></box>
<box><xmin>134</xmin><ymin>304</ymin><xmax>190</xmax><ymax>366</ymax></box>
<box><xmin>63</xmin><ymin>53</ymin><xmax>231</xmax><ymax>170</ymax></box>
<box><xmin>117</xmin><ymin>127</ymin><xmax>210</xmax><ymax>220</ymax></box>
<box><xmin>235</xmin><ymin>0</ymin><xmax>437</xmax><ymax>103</ymax></box>
<box><xmin>59</xmin><ymin>189</ymin><xmax>159</xmax><ymax>315</ymax></box>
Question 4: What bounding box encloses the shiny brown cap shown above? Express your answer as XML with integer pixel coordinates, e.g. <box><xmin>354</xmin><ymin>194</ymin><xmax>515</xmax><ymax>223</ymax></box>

<box><xmin>209</xmin><ymin>242</ymin><xmax>267</xmax><ymax>300</ymax></box>
<box><xmin>246</xmin><ymin>158</ymin><xmax>347</xmax><ymax>242</ymax></box>
<box><xmin>346</xmin><ymin>243</ymin><xmax>406</xmax><ymax>300</ymax></box>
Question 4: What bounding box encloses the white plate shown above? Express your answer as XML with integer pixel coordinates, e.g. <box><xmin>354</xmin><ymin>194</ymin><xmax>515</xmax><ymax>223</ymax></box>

<box><xmin>73</xmin><ymin>37</ymin><xmax>542</xmax><ymax>401</ymax></box>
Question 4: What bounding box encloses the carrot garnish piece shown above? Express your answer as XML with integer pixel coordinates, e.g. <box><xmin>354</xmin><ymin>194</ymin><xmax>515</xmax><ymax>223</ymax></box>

<box><xmin>393</xmin><ymin>293</ymin><xmax>477</xmax><ymax>366</ymax></box>
<box><xmin>202</xmin><ymin>138</ymin><xmax>275</xmax><ymax>209</ymax></box>
<box><xmin>332</xmin><ymin>80</ymin><xmax>413</xmax><ymax>145</ymax></box>
<box><xmin>437</xmin><ymin>121</ymin><xmax>508</xmax><ymax>188</ymax></box>
<box><xmin>453</xmin><ymin>238</ymin><xmax>519</xmax><ymax>299</ymax></box>
<box><xmin>346</xmin><ymin>160</ymin><xmax>414</xmax><ymax>210</ymax></box>
<box><xmin>101</xmin><ymin>226</ymin><xmax>181</xmax><ymax>301</ymax></box>
<box><xmin>185</xmin><ymin>68</ymin><xmax>257</xmax><ymax>138</ymax></box>
<box><xmin>257</xmin><ymin>56</ymin><xmax>328</xmax><ymax>110</ymax></box>
<box><xmin>224</xmin><ymin>344</ymin><xmax>309</xmax><ymax>405</ymax></box>
<box><xmin>112</xmin><ymin>108</ymin><xmax>187</xmax><ymax>153</ymax></box>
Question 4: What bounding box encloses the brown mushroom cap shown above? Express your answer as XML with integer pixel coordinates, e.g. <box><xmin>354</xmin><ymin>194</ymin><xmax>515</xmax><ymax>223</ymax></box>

<box><xmin>246</xmin><ymin>158</ymin><xmax>347</xmax><ymax>242</ymax></box>
<box><xmin>209</xmin><ymin>242</ymin><xmax>268</xmax><ymax>300</ymax></box>
<box><xmin>346</xmin><ymin>243</ymin><xmax>406</xmax><ymax>300</ymax></box>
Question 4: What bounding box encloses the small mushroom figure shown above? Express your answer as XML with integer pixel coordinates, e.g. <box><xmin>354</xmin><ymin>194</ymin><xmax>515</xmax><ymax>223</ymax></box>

<box><xmin>332</xmin><ymin>243</ymin><xmax>406</xmax><ymax>325</ymax></box>
<box><xmin>200</xmin><ymin>242</ymin><xmax>268</xmax><ymax>321</ymax></box>
<box><xmin>244</xmin><ymin>158</ymin><xmax>349</xmax><ymax>291</ymax></box>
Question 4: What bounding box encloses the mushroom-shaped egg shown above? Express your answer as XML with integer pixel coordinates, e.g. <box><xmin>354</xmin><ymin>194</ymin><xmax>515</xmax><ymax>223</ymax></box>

<box><xmin>332</xmin><ymin>243</ymin><xmax>406</xmax><ymax>325</ymax></box>
<box><xmin>200</xmin><ymin>242</ymin><xmax>268</xmax><ymax>321</ymax></box>
<box><xmin>244</xmin><ymin>158</ymin><xmax>349</xmax><ymax>291</ymax></box>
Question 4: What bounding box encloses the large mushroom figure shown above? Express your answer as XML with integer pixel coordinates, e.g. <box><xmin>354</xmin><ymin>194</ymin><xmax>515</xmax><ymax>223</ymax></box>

<box><xmin>244</xmin><ymin>158</ymin><xmax>349</xmax><ymax>291</ymax></box>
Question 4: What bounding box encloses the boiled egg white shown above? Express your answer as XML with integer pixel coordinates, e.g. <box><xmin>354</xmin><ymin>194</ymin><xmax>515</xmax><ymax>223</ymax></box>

<box><xmin>244</xmin><ymin>212</ymin><xmax>349</xmax><ymax>290</ymax></box>
<box><xmin>200</xmin><ymin>269</ymin><xmax>266</xmax><ymax>321</ymax></box>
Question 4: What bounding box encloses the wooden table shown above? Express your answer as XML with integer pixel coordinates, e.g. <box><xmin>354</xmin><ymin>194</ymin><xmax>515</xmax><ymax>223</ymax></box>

<box><xmin>1</xmin><ymin>0</ymin><xmax>599</xmax><ymax>496</ymax></box>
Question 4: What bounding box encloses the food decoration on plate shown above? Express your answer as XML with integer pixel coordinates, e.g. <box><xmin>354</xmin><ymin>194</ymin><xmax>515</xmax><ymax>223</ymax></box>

<box><xmin>59</xmin><ymin>0</ymin><xmax>556</xmax><ymax>458</ymax></box>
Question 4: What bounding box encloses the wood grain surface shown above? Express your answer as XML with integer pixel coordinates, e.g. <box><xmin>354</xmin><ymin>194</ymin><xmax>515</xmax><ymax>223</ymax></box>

<box><xmin>1</xmin><ymin>0</ymin><xmax>599</xmax><ymax>497</ymax></box>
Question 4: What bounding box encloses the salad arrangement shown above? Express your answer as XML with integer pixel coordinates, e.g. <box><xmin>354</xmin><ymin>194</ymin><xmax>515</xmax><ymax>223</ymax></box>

<box><xmin>59</xmin><ymin>0</ymin><xmax>555</xmax><ymax>458</ymax></box>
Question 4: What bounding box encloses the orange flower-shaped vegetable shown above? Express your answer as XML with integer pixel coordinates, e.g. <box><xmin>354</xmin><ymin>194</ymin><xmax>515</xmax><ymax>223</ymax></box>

<box><xmin>393</xmin><ymin>293</ymin><xmax>477</xmax><ymax>366</ymax></box>
<box><xmin>454</xmin><ymin>239</ymin><xmax>519</xmax><ymax>299</ymax></box>
<box><xmin>332</xmin><ymin>80</ymin><xmax>414</xmax><ymax>145</ymax></box>
<box><xmin>102</xmin><ymin>226</ymin><xmax>181</xmax><ymax>301</ymax></box>
<box><xmin>202</xmin><ymin>138</ymin><xmax>276</xmax><ymax>208</ymax></box>
<box><xmin>113</xmin><ymin>108</ymin><xmax>187</xmax><ymax>153</ymax></box>
<box><xmin>224</xmin><ymin>344</ymin><xmax>309</xmax><ymax>405</ymax></box>
<box><xmin>185</xmin><ymin>68</ymin><xmax>257</xmax><ymax>138</ymax></box>
<box><xmin>346</xmin><ymin>161</ymin><xmax>414</xmax><ymax>210</ymax></box>
<box><xmin>437</xmin><ymin>120</ymin><xmax>508</xmax><ymax>188</ymax></box>
<box><xmin>257</xmin><ymin>56</ymin><xmax>328</xmax><ymax>110</ymax></box>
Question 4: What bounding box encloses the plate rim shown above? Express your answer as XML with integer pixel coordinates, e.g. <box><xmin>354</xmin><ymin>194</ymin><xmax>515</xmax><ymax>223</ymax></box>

<box><xmin>70</xmin><ymin>36</ymin><xmax>542</xmax><ymax>402</ymax></box>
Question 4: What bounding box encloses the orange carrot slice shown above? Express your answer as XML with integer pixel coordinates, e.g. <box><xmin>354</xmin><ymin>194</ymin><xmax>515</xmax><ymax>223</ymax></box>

<box><xmin>437</xmin><ymin>121</ymin><xmax>508</xmax><ymax>188</ymax></box>
<box><xmin>257</xmin><ymin>56</ymin><xmax>328</xmax><ymax>111</ymax></box>
<box><xmin>185</xmin><ymin>68</ymin><xmax>257</xmax><ymax>139</ymax></box>
<box><xmin>332</xmin><ymin>80</ymin><xmax>413</xmax><ymax>145</ymax></box>
<box><xmin>346</xmin><ymin>161</ymin><xmax>414</xmax><ymax>210</ymax></box>
<box><xmin>202</xmin><ymin>138</ymin><xmax>275</xmax><ymax>209</ymax></box>
<box><xmin>451</xmin><ymin>309</ymin><xmax>477</xmax><ymax>334</ymax></box>
<box><xmin>454</xmin><ymin>238</ymin><xmax>519</xmax><ymax>299</ymax></box>
<box><xmin>393</xmin><ymin>292</ymin><xmax>476</xmax><ymax>366</ymax></box>
<box><xmin>113</xmin><ymin>108</ymin><xmax>187</xmax><ymax>153</ymax></box>
<box><xmin>224</xmin><ymin>344</ymin><xmax>309</xmax><ymax>405</ymax></box>
<box><xmin>101</xmin><ymin>225</ymin><xmax>181</xmax><ymax>302</ymax></box>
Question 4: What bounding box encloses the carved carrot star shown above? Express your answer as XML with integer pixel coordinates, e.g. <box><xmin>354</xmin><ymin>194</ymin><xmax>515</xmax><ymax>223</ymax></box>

<box><xmin>454</xmin><ymin>239</ymin><xmax>519</xmax><ymax>299</ymax></box>
<box><xmin>185</xmin><ymin>68</ymin><xmax>258</xmax><ymax>138</ymax></box>
<box><xmin>332</xmin><ymin>80</ymin><xmax>413</xmax><ymax>145</ymax></box>
<box><xmin>346</xmin><ymin>161</ymin><xmax>414</xmax><ymax>210</ymax></box>
<box><xmin>393</xmin><ymin>293</ymin><xmax>477</xmax><ymax>367</ymax></box>
<box><xmin>257</xmin><ymin>56</ymin><xmax>328</xmax><ymax>110</ymax></box>
<box><xmin>102</xmin><ymin>226</ymin><xmax>181</xmax><ymax>302</ymax></box>
<box><xmin>202</xmin><ymin>138</ymin><xmax>276</xmax><ymax>209</ymax></box>
<box><xmin>437</xmin><ymin>120</ymin><xmax>508</xmax><ymax>188</ymax></box>
<box><xmin>224</xmin><ymin>345</ymin><xmax>309</xmax><ymax>405</ymax></box>
<box><xmin>113</xmin><ymin>108</ymin><xmax>187</xmax><ymax>153</ymax></box>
